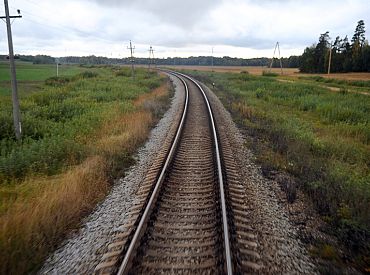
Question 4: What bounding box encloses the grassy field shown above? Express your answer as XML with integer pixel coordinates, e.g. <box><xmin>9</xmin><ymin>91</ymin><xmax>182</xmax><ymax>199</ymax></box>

<box><xmin>163</xmin><ymin>65</ymin><xmax>299</xmax><ymax>75</ymax></box>
<box><xmin>0</xmin><ymin>62</ymin><xmax>171</xmax><ymax>273</ymax></box>
<box><xmin>0</xmin><ymin>61</ymin><xmax>86</xmax><ymax>81</ymax></box>
<box><xmin>165</xmin><ymin>65</ymin><xmax>370</xmax><ymax>80</ymax></box>
<box><xmin>184</xmin><ymin>69</ymin><xmax>370</xmax><ymax>269</ymax></box>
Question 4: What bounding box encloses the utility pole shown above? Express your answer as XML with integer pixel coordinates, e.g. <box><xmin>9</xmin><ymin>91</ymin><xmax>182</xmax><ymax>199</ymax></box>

<box><xmin>148</xmin><ymin>46</ymin><xmax>154</xmax><ymax>71</ymax></box>
<box><xmin>56</xmin><ymin>58</ymin><xmax>59</xmax><ymax>77</ymax></box>
<box><xmin>327</xmin><ymin>43</ymin><xmax>332</xmax><ymax>75</ymax></box>
<box><xmin>151</xmin><ymin>47</ymin><xmax>156</xmax><ymax>68</ymax></box>
<box><xmin>211</xmin><ymin>47</ymin><xmax>214</xmax><ymax>72</ymax></box>
<box><xmin>173</xmin><ymin>49</ymin><xmax>176</xmax><ymax>66</ymax></box>
<box><xmin>1</xmin><ymin>0</ymin><xmax>22</xmax><ymax>140</ymax></box>
<box><xmin>269</xmin><ymin>41</ymin><xmax>283</xmax><ymax>75</ymax></box>
<box><xmin>127</xmin><ymin>40</ymin><xmax>135</xmax><ymax>79</ymax></box>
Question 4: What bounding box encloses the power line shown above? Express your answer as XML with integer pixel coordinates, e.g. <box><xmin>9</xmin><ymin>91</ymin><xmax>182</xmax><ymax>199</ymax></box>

<box><xmin>8</xmin><ymin>4</ymin><xmax>115</xmax><ymax>45</ymax></box>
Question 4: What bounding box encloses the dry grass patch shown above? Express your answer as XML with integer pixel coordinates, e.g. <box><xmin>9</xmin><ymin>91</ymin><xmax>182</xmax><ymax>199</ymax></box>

<box><xmin>0</xmin><ymin>156</ymin><xmax>109</xmax><ymax>274</ymax></box>
<box><xmin>0</xmin><ymin>79</ymin><xmax>171</xmax><ymax>274</ymax></box>
<box><xmin>134</xmin><ymin>83</ymin><xmax>168</xmax><ymax>107</ymax></box>
<box><xmin>95</xmin><ymin>110</ymin><xmax>153</xmax><ymax>155</ymax></box>
<box><xmin>163</xmin><ymin>65</ymin><xmax>299</xmax><ymax>75</ymax></box>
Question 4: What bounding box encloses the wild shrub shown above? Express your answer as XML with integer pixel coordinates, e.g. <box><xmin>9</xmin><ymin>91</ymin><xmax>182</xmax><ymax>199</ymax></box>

<box><xmin>76</xmin><ymin>71</ymin><xmax>98</xmax><ymax>79</ymax></box>
<box><xmin>115</xmin><ymin>68</ymin><xmax>132</xmax><ymax>77</ymax></box>
<box><xmin>0</xmin><ymin>66</ymin><xmax>169</xmax><ymax>274</ymax></box>
<box><xmin>45</xmin><ymin>76</ymin><xmax>71</xmax><ymax>87</ymax></box>
<box><xmin>0</xmin><ymin>67</ymin><xmax>162</xmax><ymax>183</ymax></box>
<box><xmin>262</xmin><ymin>70</ymin><xmax>279</xmax><ymax>77</ymax></box>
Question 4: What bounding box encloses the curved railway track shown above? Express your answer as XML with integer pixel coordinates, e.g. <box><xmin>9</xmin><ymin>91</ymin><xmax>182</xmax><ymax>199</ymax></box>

<box><xmin>94</xmin><ymin>71</ymin><xmax>262</xmax><ymax>275</ymax></box>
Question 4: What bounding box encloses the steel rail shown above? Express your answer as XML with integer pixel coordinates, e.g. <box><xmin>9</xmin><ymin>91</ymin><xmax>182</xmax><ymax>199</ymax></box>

<box><xmin>175</xmin><ymin>71</ymin><xmax>233</xmax><ymax>275</ymax></box>
<box><xmin>117</xmin><ymin>70</ymin><xmax>233</xmax><ymax>275</ymax></box>
<box><xmin>117</xmin><ymin>72</ymin><xmax>189</xmax><ymax>275</ymax></box>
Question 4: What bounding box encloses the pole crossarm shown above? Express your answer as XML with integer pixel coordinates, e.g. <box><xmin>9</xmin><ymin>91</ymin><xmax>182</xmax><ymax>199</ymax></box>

<box><xmin>0</xmin><ymin>15</ymin><xmax>22</xmax><ymax>19</ymax></box>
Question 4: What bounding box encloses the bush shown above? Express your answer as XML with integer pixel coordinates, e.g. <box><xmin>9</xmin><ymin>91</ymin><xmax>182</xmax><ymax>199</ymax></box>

<box><xmin>45</xmin><ymin>76</ymin><xmax>71</xmax><ymax>87</ymax></box>
<box><xmin>0</xmin><ymin>67</ymin><xmax>162</xmax><ymax>183</ymax></box>
<box><xmin>115</xmin><ymin>68</ymin><xmax>132</xmax><ymax>77</ymax></box>
<box><xmin>76</xmin><ymin>71</ymin><xmax>98</xmax><ymax>79</ymax></box>
<box><xmin>262</xmin><ymin>70</ymin><xmax>279</xmax><ymax>77</ymax></box>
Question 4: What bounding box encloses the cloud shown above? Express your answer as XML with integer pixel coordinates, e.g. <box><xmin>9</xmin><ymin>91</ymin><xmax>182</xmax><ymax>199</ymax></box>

<box><xmin>1</xmin><ymin>0</ymin><xmax>369</xmax><ymax>57</ymax></box>
<box><xmin>86</xmin><ymin>0</ymin><xmax>221</xmax><ymax>28</ymax></box>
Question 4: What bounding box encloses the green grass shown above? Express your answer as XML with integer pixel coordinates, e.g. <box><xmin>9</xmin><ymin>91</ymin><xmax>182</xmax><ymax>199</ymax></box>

<box><xmin>262</xmin><ymin>70</ymin><xmax>279</xmax><ymax>77</ymax></box>
<box><xmin>298</xmin><ymin>75</ymin><xmax>370</xmax><ymax>89</ymax></box>
<box><xmin>0</xmin><ymin>61</ymin><xmax>84</xmax><ymax>82</ymax></box>
<box><xmin>0</xmin><ymin>65</ymin><xmax>162</xmax><ymax>184</ymax></box>
<box><xmin>185</xmin><ymin>70</ymin><xmax>370</xmax><ymax>268</ymax></box>
<box><xmin>0</xmin><ymin>63</ymin><xmax>170</xmax><ymax>274</ymax></box>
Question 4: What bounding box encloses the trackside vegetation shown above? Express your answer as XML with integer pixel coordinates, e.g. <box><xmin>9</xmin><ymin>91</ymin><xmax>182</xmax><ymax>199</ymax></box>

<box><xmin>186</xmin><ymin>70</ymin><xmax>369</xmax><ymax>269</ymax></box>
<box><xmin>0</xmin><ymin>63</ymin><xmax>170</xmax><ymax>274</ymax></box>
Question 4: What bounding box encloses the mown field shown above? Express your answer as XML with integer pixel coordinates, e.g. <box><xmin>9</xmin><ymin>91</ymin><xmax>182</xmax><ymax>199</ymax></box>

<box><xmin>0</xmin><ymin>62</ymin><xmax>171</xmax><ymax>274</ymax></box>
<box><xmin>184</xmin><ymin>70</ymin><xmax>370</xmax><ymax>269</ymax></box>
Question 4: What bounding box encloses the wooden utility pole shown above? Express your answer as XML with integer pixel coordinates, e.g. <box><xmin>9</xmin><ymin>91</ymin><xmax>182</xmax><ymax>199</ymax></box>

<box><xmin>148</xmin><ymin>46</ymin><xmax>154</xmax><ymax>71</ymax></box>
<box><xmin>56</xmin><ymin>58</ymin><xmax>59</xmax><ymax>77</ymax></box>
<box><xmin>1</xmin><ymin>0</ymin><xmax>22</xmax><ymax>140</ymax></box>
<box><xmin>127</xmin><ymin>40</ymin><xmax>135</xmax><ymax>79</ymax></box>
<box><xmin>269</xmin><ymin>41</ymin><xmax>283</xmax><ymax>75</ymax></box>
<box><xmin>211</xmin><ymin>47</ymin><xmax>214</xmax><ymax>72</ymax></box>
<box><xmin>327</xmin><ymin>43</ymin><xmax>332</xmax><ymax>75</ymax></box>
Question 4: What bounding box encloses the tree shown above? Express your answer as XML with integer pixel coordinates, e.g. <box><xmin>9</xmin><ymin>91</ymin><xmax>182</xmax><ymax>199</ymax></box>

<box><xmin>315</xmin><ymin>31</ymin><xmax>331</xmax><ymax>73</ymax></box>
<box><xmin>351</xmin><ymin>20</ymin><xmax>366</xmax><ymax>71</ymax></box>
<box><xmin>362</xmin><ymin>41</ymin><xmax>370</xmax><ymax>71</ymax></box>
<box><xmin>352</xmin><ymin>20</ymin><xmax>366</xmax><ymax>46</ymax></box>
<box><xmin>299</xmin><ymin>46</ymin><xmax>316</xmax><ymax>73</ymax></box>
<box><xmin>342</xmin><ymin>35</ymin><xmax>353</xmax><ymax>72</ymax></box>
<box><xmin>331</xmin><ymin>36</ymin><xmax>343</xmax><ymax>72</ymax></box>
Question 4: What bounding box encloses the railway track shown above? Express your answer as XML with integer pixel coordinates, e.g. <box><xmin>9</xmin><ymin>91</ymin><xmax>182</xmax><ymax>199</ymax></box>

<box><xmin>94</xmin><ymin>71</ymin><xmax>262</xmax><ymax>274</ymax></box>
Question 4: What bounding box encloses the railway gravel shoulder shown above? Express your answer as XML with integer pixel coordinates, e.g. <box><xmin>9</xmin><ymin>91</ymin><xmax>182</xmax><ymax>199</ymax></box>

<box><xmin>200</xmin><ymin>82</ymin><xmax>318</xmax><ymax>274</ymax></box>
<box><xmin>39</xmin><ymin>75</ymin><xmax>185</xmax><ymax>275</ymax></box>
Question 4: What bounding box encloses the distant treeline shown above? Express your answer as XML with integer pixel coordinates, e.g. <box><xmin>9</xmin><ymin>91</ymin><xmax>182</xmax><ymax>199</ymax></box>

<box><xmin>1</xmin><ymin>54</ymin><xmax>300</xmax><ymax>68</ymax></box>
<box><xmin>2</xmin><ymin>20</ymin><xmax>369</xmax><ymax>73</ymax></box>
<box><xmin>300</xmin><ymin>20</ymin><xmax>370</xmax><ymax>73</ymax></box>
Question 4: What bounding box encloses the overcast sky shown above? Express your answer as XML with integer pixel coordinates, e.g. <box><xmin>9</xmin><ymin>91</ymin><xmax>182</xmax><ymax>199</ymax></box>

<box><xmin>0</xmin><ymin>0</ymin><xmax>369</xmax><ymax>58</ymax></box>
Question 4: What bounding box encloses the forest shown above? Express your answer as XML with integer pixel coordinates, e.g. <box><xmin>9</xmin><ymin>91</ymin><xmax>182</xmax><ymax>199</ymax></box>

<box><xmin>299</xmin><ymin>20</ymin><xmax>370</xmax><ymax>73</ymax></box>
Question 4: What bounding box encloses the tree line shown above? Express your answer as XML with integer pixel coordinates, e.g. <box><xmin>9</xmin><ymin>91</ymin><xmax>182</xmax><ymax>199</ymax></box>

<box><xmin>2</xmin><ymin>20</ymin><xmax>368</xmax><ymax>73</ymax></box>
<box><xmin>1</xmin><ymin>54</ymin><xmax>301</xmax><ymax>68</ymax></box>
<box><xmin>300</xmin><ymin>20</ymin><xmax>370</xmax><ymax>73</ymax></box>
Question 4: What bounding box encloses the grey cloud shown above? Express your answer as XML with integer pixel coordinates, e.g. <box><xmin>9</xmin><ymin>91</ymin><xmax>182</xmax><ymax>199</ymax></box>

<box><xmin>86</xmin><ymin>0</ymin><xmax>221</xmax><ymax>28</ymax></box>
<box><xmin>2</xmin><ymin>0</ymin><xmax>369</xmax><ymax>57</ymax></box>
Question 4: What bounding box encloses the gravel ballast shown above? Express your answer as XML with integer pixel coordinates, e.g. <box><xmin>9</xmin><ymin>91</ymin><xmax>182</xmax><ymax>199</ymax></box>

<box><xmin>202</xmin><ymin>82</ymin><xmax>317</xmax><ymax>274</ymax></box>
<box><xmin>39</xmin><ymin>75</ymin><xmax>184</xmax><ymax>274</ymax></box>
<box><xmin>40</xmin><ymin>73</ymin><xmax>317</xmax><ymax>274</ymax></box>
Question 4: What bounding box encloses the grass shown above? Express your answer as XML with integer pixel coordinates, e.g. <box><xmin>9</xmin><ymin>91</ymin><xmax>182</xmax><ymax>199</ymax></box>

<box><xmin>262</xmin><ymin>70</ymin><xmax>279</xmax><ymax>77</ymax></box>
<box><xmin>0</xmin><ymin>64</ymin><xmax>171</xmax><ymax>273</ymax></box>
<box><xmin>0</xmin><ymin>61</ymin><xmax>85</xmax><ymax>82</ymax></box>
<box><xmin>298</xmin><ymin>75</ymin><xmax>370</xmax><ymax>88</ymax></box>
<box><xmin>184</xmin><ymin>69</ymin><xmax>370</xmax><ymax>269</ymax></box>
